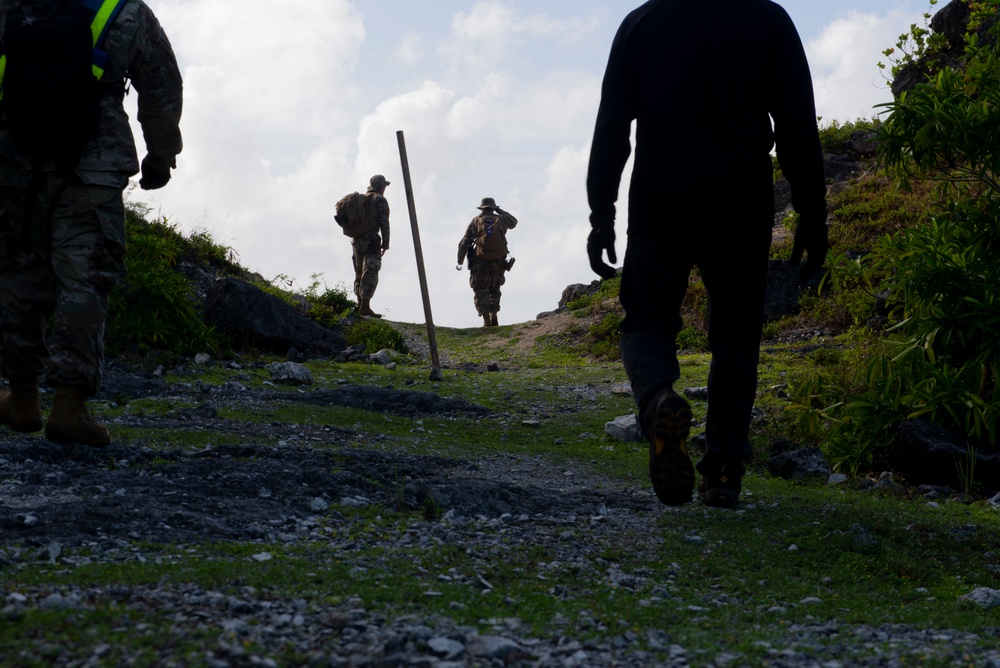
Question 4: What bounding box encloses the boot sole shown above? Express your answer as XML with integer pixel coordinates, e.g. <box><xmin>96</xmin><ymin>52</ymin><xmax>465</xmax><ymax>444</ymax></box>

<box><xmin>1</xmin><ymin>419</ymin><xmax>43</xmax><ymax>433</ymax></box>
<box><xmin>702</xmin><ymin>486</ymin><xmax>740</xmax><ymax>509</ymax></box>
<box><xmin>45</xmin><ymin>423</ymin><xmax>110</xmax><ymax>447</ymax></box>
<box><xmin>649</xmin><ymin>394</ymin><xmax>694</xmax><ymax>506</ymax></box>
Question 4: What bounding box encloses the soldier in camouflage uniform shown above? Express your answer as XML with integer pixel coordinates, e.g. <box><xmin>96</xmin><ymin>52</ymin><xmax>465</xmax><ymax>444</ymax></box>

<box><xmin>0</xmin><ymin>0</ymin><xmax>183</xmax><ymax>446</ymax></box>
<box><xmin>352</xmin><ymin>174</ymin><xmax>391</xmax><ymax>318</ymax></box>
<box><xmin>456</xmin><ymin>197</ymin><xmax>517</xmax><ymax>327</ymax></box>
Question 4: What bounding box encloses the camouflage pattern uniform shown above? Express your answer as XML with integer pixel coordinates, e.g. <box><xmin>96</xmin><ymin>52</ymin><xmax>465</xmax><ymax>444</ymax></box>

<box><xmin>457</xmin><ymin>198</ymin><xmax>517</xmax><ymax>324</ymax></box>
<box><xmin>352</xmin><ymin>175</ymin><xmax>390</xmax><ymax>303</ymax></box>
<box><xmin>0</xmin><ymin>0</ymin><xmax>183</xmax><ymax>394</ymax></box>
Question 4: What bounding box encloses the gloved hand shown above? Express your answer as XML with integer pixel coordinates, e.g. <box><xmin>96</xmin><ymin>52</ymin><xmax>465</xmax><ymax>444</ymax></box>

<box><xmin>381</xmin><ymin>243</ymin><xmax>389</xmax><ymax>257</ymax></box>
<box><xmin>456</xmin><ymin>263</ymin><xmax>463</xmax><ymax>271</ymax></box>
<box><xmin>139</xmin><ymin>155</ymin><xmax>173</xmax><ymax>190</ymax></box>
<box><xmin>587</xmin><ymin>226</ymin><xmax>617</xmax><ymax>279</ymax></box>
<box><xmin>789</xmin><ymin>217</ymin><xmax>829</xmax><ymax>280</ymax></box>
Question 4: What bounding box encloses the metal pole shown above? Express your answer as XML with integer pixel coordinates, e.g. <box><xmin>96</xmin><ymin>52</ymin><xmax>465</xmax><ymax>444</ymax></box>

<box><xmin>396</xmin><ymin>130</ymin><xmax>443</xmax><ymax>381</ymax></box>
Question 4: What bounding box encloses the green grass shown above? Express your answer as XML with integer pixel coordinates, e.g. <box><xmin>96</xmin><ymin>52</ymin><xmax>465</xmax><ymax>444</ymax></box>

<box><xmin>7</xmin><ymin>268</ymin><xmax>1000</xmax><ymax>664</ymax></box>
<box><xmin>4</xmin><ymin>481</ymin><xmax>999</xmax><ymax>663</ymax></box>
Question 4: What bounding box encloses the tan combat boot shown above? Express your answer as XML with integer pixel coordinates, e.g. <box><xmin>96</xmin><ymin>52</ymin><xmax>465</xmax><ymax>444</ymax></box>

<box><xmin>0</xmin><ymin>380</ymin><xmax>43</xmax><ymax>433</ymax></box>
<box><xmin>359</xmin><ymin>298</ymin><xmax>383</xmax><ymax>319</ymax></box>
<box><xmin>45</xmin><ymin>385</ymin><xmax>110</xmax><ymax>447</ymax></box>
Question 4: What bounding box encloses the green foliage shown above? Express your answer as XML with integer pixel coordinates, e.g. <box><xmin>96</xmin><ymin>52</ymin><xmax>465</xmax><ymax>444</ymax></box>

<box><xmin>878</xmin><ymin>36</ymin><xmax>1000</xmax><ymax>192</ymax></box>
<box><xmin>826</xmin><ymin>175</ymin><xmax>936</xmax><ymax>250</ymax></box>
<box><xmin>186</xmin><ymin>229</ymin><xmax>240</xmax><ymax>270</ymax></box>
<box><xmin>253</xmin><ymin>273</ymin><xmax>357</xmax><ymax>331</ymax></box>
<box><xmin>877</xmin><ymin>1</ymin><xmax>997</xmax><ymax>79</ymax></box>
<box><xmin>344</xmin><ymin>318</ymin><xmax>408</xmax><ymax>354</ymax></box>
<box><xmin>795</xmin><ymin>29</ymin><xmax>1000</xmax><ymax>471</ymax></box>
<box><xmin>588</xmin><ymin>312</ymin><xmax>623</xmax><ymax>358</ymax></box>
<box><xmin>565</xmin><ymin>277</ymin><xmax>626</xmax><ymax>360</ymax></box>
<box><xmin>816</xmin><ymin>117</ymin><xmax>881</xmax><ymax>155</ymax></box>
<box><xmin>107</xmin><ymin>207</ymin><xmax>220</xmax><ymax>355</ymax></box>
<box><xmin>799</xmin><ymin>261</ymin><xmax>879</xmax><ymax>331</ymax></box>
<box><xmin>676</xmin><ymin>326</ymin><xmax>707</xmax><ymax>352</ymax></box>
<box><xmin>877</xmin><ymin>0</ymin><xmax>946</xmax><ymax>78</ymax></box>
<box><xmin>302</xmin><ymin>274</ymin><xmax>355</xmax><ymax>328</ymax></box>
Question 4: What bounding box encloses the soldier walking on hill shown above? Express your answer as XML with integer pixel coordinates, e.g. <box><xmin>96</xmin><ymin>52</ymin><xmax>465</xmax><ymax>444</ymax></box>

<box><xmin>0</xmin><ymin>0</ymin><xmax>183</xmax><ymax>447</ymax></box>
<box><xmin>586</xmin><ymin>0</ymin><xmax>828</xmax><ymax>508</ymax></box>
<box><xmin>352</xmin><ymin>174</ymin><xmax>391</xmax><ymax>318</ymax></box>
<box><xmin>457</xmin><ymin>197</ymin><xmax>517</xmax><ymax>327</ymax></box>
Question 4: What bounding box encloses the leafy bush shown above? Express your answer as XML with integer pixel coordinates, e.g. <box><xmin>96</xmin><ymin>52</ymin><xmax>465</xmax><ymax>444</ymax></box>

<box><xmin>817</xmin><ymin>117</ymin><xmax>881</xmax><ymax>155</ymax></box>
<box><xmin>826</xmin><ymin>175</ymin><xmax>936</xmax><ymax>251</ymax></box>
<box><xmin>564</xmin><ymin>277</ymin><xmax>626</xmax><ymax>360</ymax></box>
<box><xmin>589</xmin><ymin>312</ymin><xmax>623</xmax><ymax>358</ymax></box>
<box><xmin>303</xmin><ymin>276</ymin><xmax>355</xmax><ymax>328</ymax></box>
<box><xmin>793</xmin><ymin>27</ymin><xmax>1000</xmax><ymax>471</ymax></box>
<box><xmin>344</xmin><ymin>318</ymin><xmax>408</xmax><ymax>355</ymax></box>
<box><xmin>878</xmin><ymin>0</ymin><xmax>996</xmax><ymax>78</ymax></box>
<box><xmin>107</xmin><ymin>207</ymin><xmax>220</xmax><ymax>355</ymax></box>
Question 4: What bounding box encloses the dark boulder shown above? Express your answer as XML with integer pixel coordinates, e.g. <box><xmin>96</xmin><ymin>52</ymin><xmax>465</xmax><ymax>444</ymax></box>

<box><xmin>203</xmin><ymin>277</ymin><xmax>347</xmax><ymax>356</ymax></box>
<box><xmin>892</xmin><ymin>1</ymin><xmax>999</xmax><ymax>98</ymax></box>
<box><xmin>763</xmin><ymin>259</ymin><xmax>822</xmax><ymax>322</ymax></box>
<box><xmin>889</xmin><ymin>419</ymin><xmax>1000</xmax><ymax>490</ymax></box>
<box><xmin>766</xmin><ymin>440</ymin><xmax>833</xmax><ymax>480</ymax></box>
<box><xmin>930</xmin><ymin>0</ymin><xmax>971</xmax><ymax>49</ymax></box>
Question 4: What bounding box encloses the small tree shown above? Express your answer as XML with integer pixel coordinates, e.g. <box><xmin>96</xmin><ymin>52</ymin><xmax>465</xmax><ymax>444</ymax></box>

<box><xmin>791</xmin><ymin>16</ymin><xmax>1000</xmax><ymax>472</ymax></box>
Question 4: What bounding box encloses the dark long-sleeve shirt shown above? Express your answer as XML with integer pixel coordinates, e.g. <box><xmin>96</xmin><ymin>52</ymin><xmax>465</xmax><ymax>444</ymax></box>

<box><xmin>587</xmin><ymin>0</ymin><xmax>826</xmax><ymax>233</ymax></box>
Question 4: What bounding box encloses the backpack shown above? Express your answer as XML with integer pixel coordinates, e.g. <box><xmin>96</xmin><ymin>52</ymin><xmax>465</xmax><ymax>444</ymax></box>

<box><xmin>334</xmin><ymin>192</ymin><xmax>377</xmax><ymax>238</ymax></box>
<box><xmin>0</xmin><ymin>0</ymin><xmax>127</xmax><ymax>168</ymax></box>
<box><xmin>475</xmin><ymin>215</ymin><xmax>508</xmax><ymax>261</ymax></box>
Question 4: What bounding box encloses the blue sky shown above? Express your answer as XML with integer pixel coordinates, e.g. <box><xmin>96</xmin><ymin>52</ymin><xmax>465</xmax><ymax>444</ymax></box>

<box><xmin>130</xmin><ymin>0</ymin><xmax>934</xmax><ymax>329</ymax></box>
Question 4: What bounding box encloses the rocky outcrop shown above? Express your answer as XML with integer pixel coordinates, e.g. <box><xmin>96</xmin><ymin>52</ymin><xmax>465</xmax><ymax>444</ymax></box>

<box><xmin>766</xmin><ymin>439</ymin><xmax>833</xmax><ymax>480</ymax></box>
<box><xmin>892</xmin><ymin>0</ymin><xmax>1000</xmax><ymax>98</ymax></box>
<box><xmin>889</xmin><ymin>419</ymin><xmax>1000</xmax><ymax>489</ymax></box>
<box><xmin>203</xmin><ymin>277</ymin><xmax>347</xmax><ymax>357</ymax></box>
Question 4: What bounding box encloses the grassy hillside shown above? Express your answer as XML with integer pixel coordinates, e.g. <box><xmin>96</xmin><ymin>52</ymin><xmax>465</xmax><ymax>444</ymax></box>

<box><xmin>3</xmin><ymin>292</ymin><xmax>1000</xmax><ymax>665</ymax></box>
<box><xmin>5</xmin><ymin>150</ymin><xmax>1000</xmax><ymax>662</ymax></box>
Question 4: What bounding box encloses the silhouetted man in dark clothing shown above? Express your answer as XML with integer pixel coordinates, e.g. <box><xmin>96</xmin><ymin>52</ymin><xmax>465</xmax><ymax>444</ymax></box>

<box><xmin>586</xmin><ymin>0</ymin><xmax>828</xmax><ymax>508</ymax></box>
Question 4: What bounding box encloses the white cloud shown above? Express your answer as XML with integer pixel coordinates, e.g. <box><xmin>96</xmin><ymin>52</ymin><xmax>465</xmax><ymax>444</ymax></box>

<box><xmin>396</xmin><ymin>33</ymin><xmax>424</xmax><ymax>66</ymax></box>
<box><xmin>805</xmin><ymin>8</ymin><xmax>917</xmax><ymax>122</ymax></box>
<box><xmin>127</xmin><ymin>1</ymin><xmax>615</xmax><ymax>328</ymax></box>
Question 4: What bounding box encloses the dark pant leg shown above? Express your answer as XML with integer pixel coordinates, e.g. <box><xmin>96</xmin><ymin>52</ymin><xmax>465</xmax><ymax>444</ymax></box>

<box><xmin>45</xmin><ymin>182</ymin><xmax>126</xmax><ymax>394</ymax></box>
<box><xmin>697</xmin><ymin>200</ymin><xmax>773</xmax><ymax>461</ymax></box>
<box><xmin>0</xmin><ymin>173</ymin><xmax>57</xmax><ymax>383</ymax></box>
<box><xmin>470</xmin><ymin>260</ymin><xmax>504</xmax><ymax>315</ymax></box>
<box><xmin>619</xmin><ymin>230</ymin><xmax>696</xmax><ymax>435</ymax></box>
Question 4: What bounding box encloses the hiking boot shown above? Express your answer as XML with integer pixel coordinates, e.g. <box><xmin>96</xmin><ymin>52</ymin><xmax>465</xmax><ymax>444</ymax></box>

<box><xmin>44</xmin><ymin>385</ymin><xmax>110</xmax><ymax>447</ymax></box>
<box><xmin>0</xmin><ymin>381</ymin><xmax>43</xmax><ymax>433</ymax></box>
<box><xmin>359</xmin><ymin>298</ymin><xmax>383</xmax><ymax>319</ymax></box>
<box><xmin>646</xmin><ymin>389</ymin><xmax>694</xmax><ymax>506</ymax></box>
<box><xmin>697</xmin><ymin>459</ymin><xmax>744</xmax><ymax>509</ymax></box>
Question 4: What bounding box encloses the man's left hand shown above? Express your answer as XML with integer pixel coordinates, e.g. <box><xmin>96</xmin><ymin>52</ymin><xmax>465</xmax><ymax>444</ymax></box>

<box><xmin>789</xmin><ymin>217</ymin><xmax>829</xmax><ymax>280</ymax></box>
<box><xmin>587</xmin><ymin>226</ymin><xmax>617</xmax><ymax>279</ymax></box>
<box><xmin>139</xmin><ymin>155</ymin><xmax>172</xmax><ymax>190</ymax></box>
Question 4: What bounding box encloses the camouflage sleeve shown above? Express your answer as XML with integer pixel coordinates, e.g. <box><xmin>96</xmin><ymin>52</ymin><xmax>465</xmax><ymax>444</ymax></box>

<box><xmin>129</xmin><ymin>2</ymin><xmax>183</xmax><ymax>168</ymax></box>
<box><xmin>376</xmin><ymin>196</ymin><xmax>390</xmax><ymax>248</ymax></box>
<box><xmin>457</xmin><ymin>220</ymin><xmax>477</xmax><ymax>264</ymax></box>
<box><xmin>498</xmin><ymin>209</ymin><xmax>518</xmax><ymax>232</ymax></box>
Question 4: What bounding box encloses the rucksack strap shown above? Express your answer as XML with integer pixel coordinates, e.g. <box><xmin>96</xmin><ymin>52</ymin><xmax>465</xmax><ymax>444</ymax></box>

<box><xmin>0</xmin><ymin>0</ymin><xmax>128</xmax><ymax>89</ymax></box>
<box><xmin>83</xmin><ymin>0</ymin><xmax>129</xmax><ymax>80</ymax></box>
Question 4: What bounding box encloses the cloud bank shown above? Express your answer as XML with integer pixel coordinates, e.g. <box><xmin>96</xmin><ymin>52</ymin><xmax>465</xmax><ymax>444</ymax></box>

<box><xmin>129</xmin><ymin>1</ymin><xmax>924</xmax><ymax>329</ymax></box>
